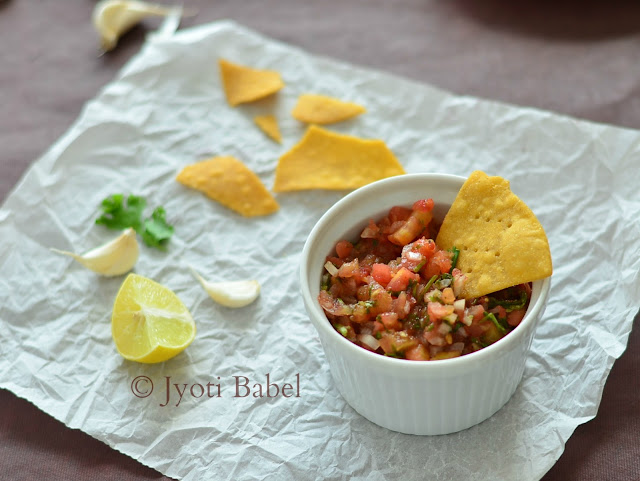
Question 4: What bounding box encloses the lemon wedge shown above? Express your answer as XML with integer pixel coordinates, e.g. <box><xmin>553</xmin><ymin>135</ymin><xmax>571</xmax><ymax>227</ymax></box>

<box><xmin>190</xmin><ymin>267</ymin><xmax>260</xmax><ymax>308</ymax></box>
<box><xmin>112</xmin><ymin>273</ymin><xmax>196</xmax><ymax>363</ymax></box>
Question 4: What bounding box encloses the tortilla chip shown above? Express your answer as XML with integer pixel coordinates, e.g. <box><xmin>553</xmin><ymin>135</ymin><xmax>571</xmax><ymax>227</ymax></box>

<box><xmin>291</xmin><ymin>94</ymin><xmax>366</xmax><ymax>124</ymax></box>
<box><xmin>176</xmin><ymin>156</ymin><xmax>279</xmax><ymax>217</ymax></box>
<box><xmin>435</xmin><ymin>171</ymin><xmax>552</xmax><ymax>299</ymax></box>
<box><xmin>273</xmin><ymin>125</ymin><xmax>405</xmax><ymax>192</ymax></box>
<box><xmin>219</xmin><ymin>59</ymin><xmax>284</xmax><ymax>106</ymax></box>
<box><xmin>254</xmin><ymin>115</ymin><xmax>282</xmax><ymax>143</ymax></box>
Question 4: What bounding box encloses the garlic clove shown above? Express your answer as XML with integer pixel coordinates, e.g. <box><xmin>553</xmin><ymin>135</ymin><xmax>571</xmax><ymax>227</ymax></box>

<box><xmin>92</xmin><ymin>0</ymin><xmax>181</xmax><ymax>52</ymax></box>
<box><xmin>190</xmin><ymin>267</ymin><xmax>261</xmax><ymax>308</ymax></box>
<box><xmin>51</xmin><ymin>228</ymin><xmax>139</xmax><ymax>277</ymax></box>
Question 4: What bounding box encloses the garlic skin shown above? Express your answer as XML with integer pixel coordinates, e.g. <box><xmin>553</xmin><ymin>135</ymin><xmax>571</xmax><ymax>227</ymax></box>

<box><xmin>51</xmin><ymin>228</ymin><xmax>139</xmax><ymax>277</ymax></box>
<box><xmin>92</xmin><ymin>0</ymin><xmax>181</xmax><ymax>51</ymax></box>
<box><xmin>190</xmin><ymin>267</ymin><xmax>261</xmax><ymax>308</ymax></box>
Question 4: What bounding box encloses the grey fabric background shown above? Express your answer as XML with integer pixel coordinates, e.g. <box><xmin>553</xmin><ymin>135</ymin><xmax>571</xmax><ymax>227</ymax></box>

<box><xmin>1</xmin><ymin>1</ymin><xmax>639</xmax><ymax>479</ymax></box>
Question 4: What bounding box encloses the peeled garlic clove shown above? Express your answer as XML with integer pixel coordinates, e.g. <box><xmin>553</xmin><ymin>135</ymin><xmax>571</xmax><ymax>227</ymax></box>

<box><xmin>51</xmin><ymin>228</ymin><xmax>139</xmax><ymax>277</ymax></box>
<box><xmin>190</xmin><ymin>267</ymin><xmax>260</xmax><ymax>308</ymax></box>
<box><xmin>92</xmin><ymin>0</ymin><xmax>180</xmax><ymax>51</ymax></box>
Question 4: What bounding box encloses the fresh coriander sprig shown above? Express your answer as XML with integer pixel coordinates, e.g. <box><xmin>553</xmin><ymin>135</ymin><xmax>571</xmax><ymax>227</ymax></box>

<box><xmin>96</xmin><ymin>194</ymin><xmax>174</xmax><ymax>251</ymax></box>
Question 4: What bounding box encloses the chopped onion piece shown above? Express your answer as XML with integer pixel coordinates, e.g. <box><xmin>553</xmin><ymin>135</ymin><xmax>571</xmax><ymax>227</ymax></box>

<box><xmin>453</xmin><ymin>299</ymin><xmax>466</xmax><ymax>312</ymax></box>
<box><xmin>443</xmin><ymin>313</ymin><xmax>458</xmax><ymax>324</ymax></box>
<box><xmin>451</xmin><ymin>342</ymin><xmax>465</xmax><ymax>352</ymax></box>
<box><xmin>324</xmin><ymin>261</ymin><xmax>339</xmax><ymax>276</ymax></box>
<box><xmin>462</xmin><ymin>314</ymin><xmax>473</xmax><ymax>326</ymax></box>
<box><xmin>453</xmin><ymin>273</ymin><xmax>467</xmax><ymax>297</ymax></box>
<box><xmin>358</xmin><ymin>333</ymin><xmax>380</xmax><ymax>351</ymax></box>
<box><xmin>438</xmin><ymin>322</ymin><xmax>452</xmax><ymax>334</ymax></box>
<box><xmin>425</xmin><ymin>289</ymin><xmax>442</xmax><ymax>303</ymax></box>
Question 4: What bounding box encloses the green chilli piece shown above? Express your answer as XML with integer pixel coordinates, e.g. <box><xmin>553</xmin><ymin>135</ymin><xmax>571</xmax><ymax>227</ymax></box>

<box><xmin>483</xmin><ymin>312</ymin><xmax>507</xmax><ymax>334</ymax></box>
<box><xmin>449</xmin><ymin>246</ymin><xmax>460</xmax><ymax>273</ymax></box>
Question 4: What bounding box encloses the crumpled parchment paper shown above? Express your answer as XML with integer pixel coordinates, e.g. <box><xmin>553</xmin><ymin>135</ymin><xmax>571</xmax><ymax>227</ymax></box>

<box><xmin>0</xmin><ymin>20</ymin><xmax>638</xmax><ymax>481</ymax></box>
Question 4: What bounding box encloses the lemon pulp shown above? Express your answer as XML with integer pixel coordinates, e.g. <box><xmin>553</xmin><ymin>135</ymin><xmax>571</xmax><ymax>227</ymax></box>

<box><xmin>111</xmin><ymin>273</ymin><xmax>196</xmax><ymax>363</ymax></box>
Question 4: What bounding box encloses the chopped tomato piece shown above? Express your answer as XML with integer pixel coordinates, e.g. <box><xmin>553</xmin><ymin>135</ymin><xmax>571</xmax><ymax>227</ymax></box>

<box><xmin>360</xmin><ymin>220</ymin><xmax>379</xmax><ymax>238</ymax></box>
<box><xmin>421</xmin><ymin>250</ymin><xmax>452</xmax><ymax>278</ymax></box>
<box><xmin>386</xmin><ymin>267</ymin><xmax>420</xmax><ymax>292</ymax></box>
<box><xmin>356</xmin><ymin>285</ymin><xmax>370</xmax><ymax>301</ymax></box>
<box><xmin>489</xmin><ymin>305</ymin><xmax>507</xmax><ymax>319</ymax></box>
<box><xmin>318</xmin><ymin>290</ymin><xmax>353</xmax><ymax>316</ymax></box>
<box><xmin>379</xmin><ymin>331</ymin><xmax>418</xmax><ymax>354</ymax></box>
<box><xmin>405</xmin><ymin>344</ymin><xmax>430</xmax><ymax>361</ymax></box>
<box><xmin>379</xmin><ymin>312</ymin><xmax>401</xmax><ymax>330</ymax></box>
<box><xmin>413</xmin><ymin>199</ymin><xmax>434</xmax><ymax>211</ymax></box>
<box><xmin>388</xmin><ymin>206</ymin><xmax>412</xmax><ymax>223</ymax></box>
<box><xmin>337</xmin><ymin>259</ymin><xmax>360</xmax><ymax>278</ymax></box>
<box><xmin>372</xmin><ymin>320</ymin><xmax>385</xmax><ymax>336</ymax></box>
<box><xmin>427</xmin><ymin>301</ymin><xmax>455</xmax><ymax>322</ymax></box>
<box><xmin>335</xmin><ymin>240</ymin><xmax>353</xmax><ymax>259</ymax></box>
<box><xmin>388</xmin><ymin>200</ymin><xmax>434</xmax><ymax>246</ymax></box>
<box><xmin>352</xmin><ymin>303</ymin><xmax>372</xmax><ymax>323</ymax></box>
<box><xmin>413</xmin><ymin>237</ymin><xmax>436</xmax><ymax>258</ymax></box>
<box><xmin>391</xmin><ymin>291</ymin><xmax>413</xmax><ymax>320</ymax></box>
<box><xmin>371</xmin><ymin>263</ymin><xmax>392</xmax><ymax>286</ymax></box>
<box><xmin>507</xmin><ymin>309</ymin><xmax>526</xmax><ymax>327</ymax></box>
<box><xmin>370</xmin><ymin>287</ymin><xmax>393</xmax><ymax>314</ymax></box>
<box><xmin>424</xmin><ymin>328</ymin><xmax>446</xmax><ymax>346</ymax></box>
<box><xmin>467</xmin><ymin>304</ymin><xmax>485</xmax><ymax>321</ymax></box>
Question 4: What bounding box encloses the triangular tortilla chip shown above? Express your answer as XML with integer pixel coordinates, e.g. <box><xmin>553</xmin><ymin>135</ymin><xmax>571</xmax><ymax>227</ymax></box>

<box><xmin>254</xmin><ymin>115</ymin><xmax>282</xmax><ymax>143</ymax></box>
<box><xmin>176</xmin><ymin>156</ymin><xmax>279</xmax><ymax>217</ymax></box>
<box><xmin>273</xmin><ymin>125</ymin><xmax>405</xmax><ymax>192</ymax></box>
<box><xmin>219</xmin><ymin>59</ymin><xmax>284</xmax><ymax>107</ymax></box>
<box><xmin>291</xmin><ymin>94</ymin><xmax>366</xmax><ymax>124</ymax></box>
<box><xmin>436</xmin><ymin>171</ymin><xmax>552</xmax><ymax>298</ymax></box>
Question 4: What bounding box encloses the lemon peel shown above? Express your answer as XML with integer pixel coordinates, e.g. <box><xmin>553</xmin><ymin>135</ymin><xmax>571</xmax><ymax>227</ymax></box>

<box><xmin>111</xmin><ymin>273</ymin><xmax>196</xmax><ymax>363</ymax></box>
<box><xmin>51</xmin><ymin>228</ymin><xmax>139</xmax><ymax>277</ymax></box>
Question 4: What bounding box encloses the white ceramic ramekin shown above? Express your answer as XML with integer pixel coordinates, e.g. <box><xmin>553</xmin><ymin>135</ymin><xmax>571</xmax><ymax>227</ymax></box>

<box><xmin>300</xmin><ymin>173</ymin><xmax>550</xmax><ymax>435</ymax></box>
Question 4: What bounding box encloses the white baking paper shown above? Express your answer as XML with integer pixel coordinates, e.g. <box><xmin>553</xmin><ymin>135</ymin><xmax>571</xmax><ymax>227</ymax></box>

<box><xmin>1</xmin><ymin>20</ymin><xmax>639</xmax><ymax>481</ymax></box>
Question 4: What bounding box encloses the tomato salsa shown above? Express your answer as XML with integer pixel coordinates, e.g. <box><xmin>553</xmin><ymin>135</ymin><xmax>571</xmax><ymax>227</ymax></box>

<box><xmin>318</xmin><ymin>199</ymin><xmax>531</xmax><ymax>361</ymax></box>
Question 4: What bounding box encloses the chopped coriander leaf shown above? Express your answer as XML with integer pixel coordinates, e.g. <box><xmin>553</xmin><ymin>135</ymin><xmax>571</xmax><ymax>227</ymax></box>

<box><xmin>142</xmin><ymin>206</ymin><xmax>174</xmax><ymax>250</ymax></box>
<box><xmin>384</xmin><ymin>351</ymin><xmax>404</xmax><ymax>359</ymax></box>
<box><xmin>424</xmin><ymin>275</ymin><xmax>438</xmax><ymax>291</ymax></box>
<box><xmin>95</xmin><ymin>194</ymin><xmax>145</xmax><ymax>232</ymax></box>
<box><xmin>488</xmin><ymin>291</ymin><xmax>528</xmax><ymax>312</ymax></box>
<box><xmin>95</xmin><ymin>194</ymin><xmax>175</xmax><ymax>251</ymax></box>
<box><xmin>407</xmin><ymin>314</ymin><xmax>421</xmax><ymax>330</ymax></box>
<box><xmin>412</xmin><ymin>259</ymin><xmax>427</xmax><ymax>273</ymax></box>
<box><xmin>434</xmin><ymin>273</ymin><xmax>453</xmax><ymax>289</ymax></box>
